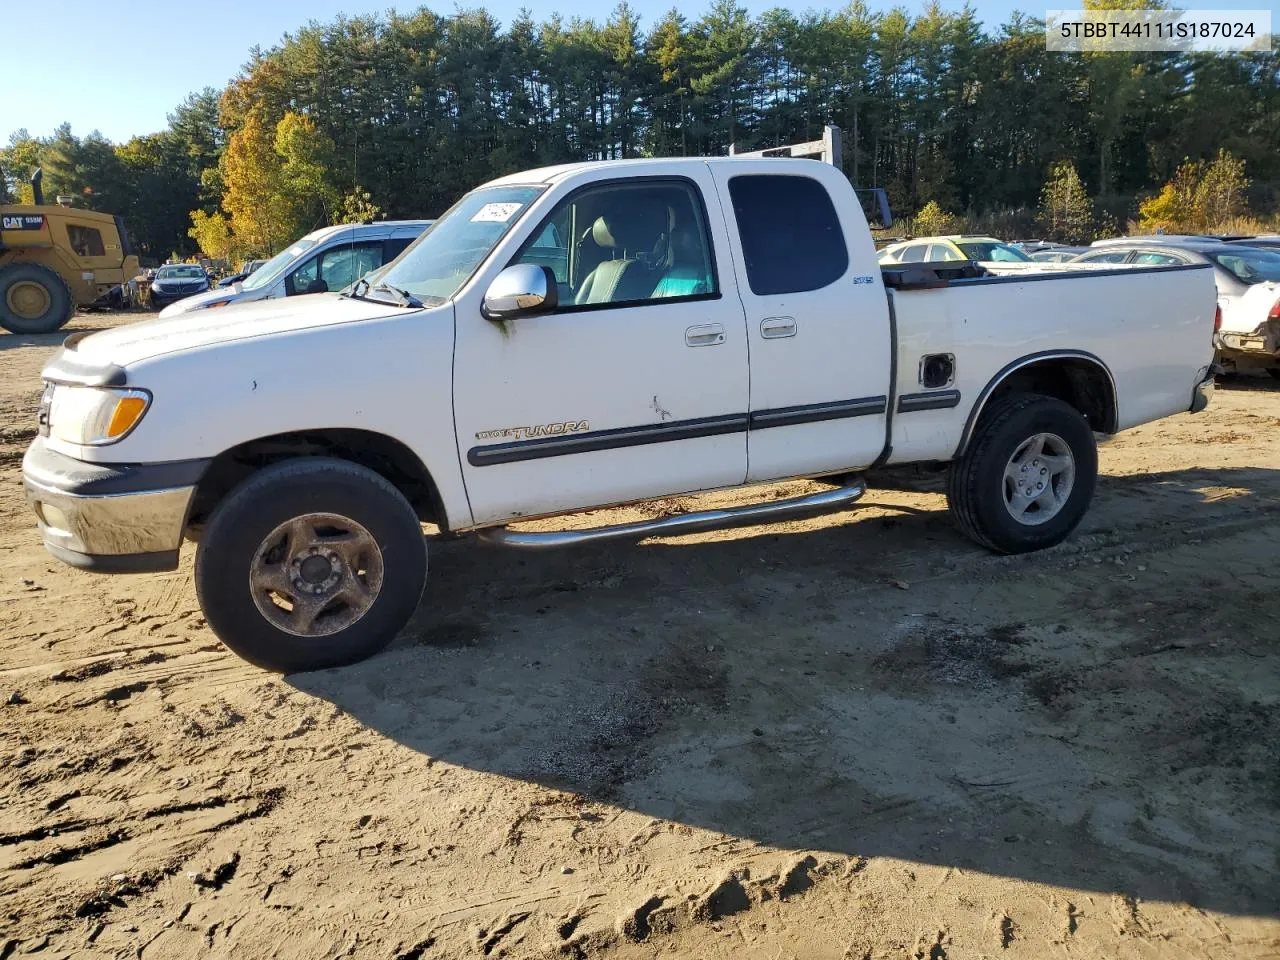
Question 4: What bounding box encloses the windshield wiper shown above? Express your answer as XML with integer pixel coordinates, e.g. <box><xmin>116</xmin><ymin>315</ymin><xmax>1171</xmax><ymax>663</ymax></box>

<box><xmin>340</xmin><ymin>276</ymin><xmax>422</xmax><ymax>307</ymax></box>
<box><xmin>370</xmin><ymin>283</ymin><xmax>423</xmax><ymax>308</ymax></box>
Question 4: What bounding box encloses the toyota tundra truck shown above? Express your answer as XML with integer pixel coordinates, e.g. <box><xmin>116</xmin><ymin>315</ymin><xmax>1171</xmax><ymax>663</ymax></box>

<box><xmin>22</xmin><ymin>157</ymin><xmax>1218</xmax><ymax>672</ymax></box>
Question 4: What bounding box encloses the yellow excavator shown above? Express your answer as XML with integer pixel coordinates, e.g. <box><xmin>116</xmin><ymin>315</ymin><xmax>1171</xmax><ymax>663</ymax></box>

<box><xmin>0</xmin><ymin>169</ymin><xmax>140</xmax><ymax>334</ymax></box>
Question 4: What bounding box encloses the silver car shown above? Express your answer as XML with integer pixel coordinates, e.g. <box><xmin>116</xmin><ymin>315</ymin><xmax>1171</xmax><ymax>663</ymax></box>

<box><xmin>159</xmin><ymin>220</ymin><xmax>432</xmax><ymax>318</ymax></box>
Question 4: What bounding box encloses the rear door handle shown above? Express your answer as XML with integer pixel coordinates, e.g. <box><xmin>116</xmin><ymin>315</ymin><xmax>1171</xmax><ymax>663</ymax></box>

<box><xmin>685</xmin><ymin>323</ymin><xmax>725</xmax><ymax>347</ymax></box>
<box><xmin>760</xmin><ymin>316</ymin><xmax>797</xmax><ymax>339</ymax></box>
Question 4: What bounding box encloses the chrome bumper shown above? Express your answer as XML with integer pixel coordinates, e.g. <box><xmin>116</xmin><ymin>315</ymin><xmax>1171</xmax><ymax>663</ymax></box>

<box><xmin>22</xmin><ymin>438</ymin><xmax>206</xmax><ymax>573</ymax></box>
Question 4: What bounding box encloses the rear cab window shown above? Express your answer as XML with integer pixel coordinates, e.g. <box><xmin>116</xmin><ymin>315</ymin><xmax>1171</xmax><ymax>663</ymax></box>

<box><xmin>726</xmin><ymin>175</ymin><xmax>849</xmax><ymax>295</ymax></box>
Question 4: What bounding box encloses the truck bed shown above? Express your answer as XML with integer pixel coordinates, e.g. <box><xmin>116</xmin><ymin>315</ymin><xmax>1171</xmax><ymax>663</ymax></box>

<box><xmin>881</xmin><ymin>261</ymin><xmax>1217</xmax><ymax>465</ymax></box>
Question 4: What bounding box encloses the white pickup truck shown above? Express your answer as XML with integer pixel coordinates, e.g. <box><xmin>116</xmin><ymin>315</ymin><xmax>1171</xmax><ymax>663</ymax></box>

<box><xmin>23</xmin><ymin>157</ymin><xmax>1217</xmax><ymax>672</ymax></box>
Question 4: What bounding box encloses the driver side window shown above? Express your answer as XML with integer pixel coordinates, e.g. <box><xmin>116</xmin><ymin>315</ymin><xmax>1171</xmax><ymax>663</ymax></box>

<box><xmin>287</xmin><ymin>242</ymin><xmax>382</xmax><ymax>295</ymax></box>
<box><xmin>289</xmin><ymin>256</ymin><xmax>319</xmax><ymax>294</ymax></box>
<box><xmin>510</xmin><ymin>180</ymin><xmax>717</xmax><ymax>310</ymax></box>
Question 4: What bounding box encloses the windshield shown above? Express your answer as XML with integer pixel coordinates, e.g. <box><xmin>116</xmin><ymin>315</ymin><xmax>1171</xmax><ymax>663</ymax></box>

<box><xmin>373</xmin><ymin>185</ymin><xmax>545</xmax><ymax>302</ymax></box>
<box><xmin>1212</xmin><ymin>249</ymin><xmax>1280</xmax><ymax>284</ymax></box>
<box><xmin>957</xmin><ymin>241</ymin><xmax>1030</xmax><ymax>262</ymax></box>
<box><xmin>156</xmin><ymin>265</ymin><xmax>205</xmax><ymax>279</ymax></box>
<box><xmin>241</xmin><ymin>238</ymin><xmax>319</xmax><ymax>291</ymax></box>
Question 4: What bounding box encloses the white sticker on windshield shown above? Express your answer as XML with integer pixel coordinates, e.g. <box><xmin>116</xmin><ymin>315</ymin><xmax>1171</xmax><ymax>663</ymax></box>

<box><xmin>289</xmin><ymin>246</ymin><xmax>306</xmax><ymax>256</ymax></box>
<box><xmin>471</xmin><ymin>202</ymin><xmax>522</xmax><ymax>223</ymax></box>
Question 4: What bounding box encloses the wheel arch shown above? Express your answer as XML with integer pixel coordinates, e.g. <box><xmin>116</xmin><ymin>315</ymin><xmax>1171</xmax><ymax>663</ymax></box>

<box><xmin>954</xmin><ymin>351</ymin><xmax>1118</xmax><ymax>459</ymax></box>
<box><xmin>187</xmin><ymin>428</ymin><xmax>451</xmax><ymax>535</ymax></box>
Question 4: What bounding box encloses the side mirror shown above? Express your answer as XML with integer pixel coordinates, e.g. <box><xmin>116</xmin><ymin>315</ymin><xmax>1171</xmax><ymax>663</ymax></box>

<box><xmin>305</xmin><ymin>278</ymin><xmax>329</xmax><ymax>294</ymax></box>
<box><xmin>482</xmin><ymin>264</ymin><xmax>558</xmax><ymax>321</ymax></box>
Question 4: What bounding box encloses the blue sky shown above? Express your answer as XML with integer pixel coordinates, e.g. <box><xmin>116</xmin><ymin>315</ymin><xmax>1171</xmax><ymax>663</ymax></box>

<box><xmin>0</xmin><ymin>0</ymin><xmax>1270</xmax><ymax>144</ymax></box>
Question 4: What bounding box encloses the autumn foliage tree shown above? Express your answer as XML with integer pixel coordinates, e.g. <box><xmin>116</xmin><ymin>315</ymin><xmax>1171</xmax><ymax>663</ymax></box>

<box><xmin>912</xmin><ymin>200</ymin><xmax>958</xmax><ymax>235</ymax></box>
<box><xmin>1139</xmin><ymin>149</ymin><xmax>1251</xmax><ymax>233</ymax></box>
<box><xmin>195</xmin><ymin>110</ymin><xmax>340</xmax><ymax>260</ymax></box>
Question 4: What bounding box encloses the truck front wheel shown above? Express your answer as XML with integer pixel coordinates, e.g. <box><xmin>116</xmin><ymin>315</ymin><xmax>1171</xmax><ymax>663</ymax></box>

<box><xmin>947</xmin><ymin>394</ymin><xmax>1097</xmax><ymax>554</ymax></box>
<box><xmin>195</xmin><ymin>457</ymin><xmax>427</xmax><ymax>672</ymax></box>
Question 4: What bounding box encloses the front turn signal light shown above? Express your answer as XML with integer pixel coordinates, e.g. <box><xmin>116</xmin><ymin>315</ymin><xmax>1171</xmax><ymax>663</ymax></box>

<box><xmin>107</xmin><ymin>395</ymin><xmax>149</xmax><ymax>438</ymax></box>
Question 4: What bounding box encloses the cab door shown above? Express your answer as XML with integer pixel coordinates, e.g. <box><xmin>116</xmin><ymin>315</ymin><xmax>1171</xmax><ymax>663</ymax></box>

<box><xmin>708</xmin><ymin>163</ymin><xmax>892</xmax><ymax>482</ymax></box>
<box><xmin>452</xmin><ymin>171</ymin><xmax>750</xmax><ymax>526</ymax></box>
<box><xmin>60</xmin><ymin>220</ymin><xmax>121</xmax><ymax>297</ymax></box>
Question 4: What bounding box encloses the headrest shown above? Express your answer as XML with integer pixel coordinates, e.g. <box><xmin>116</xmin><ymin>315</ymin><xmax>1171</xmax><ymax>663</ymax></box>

<box><xmin>591</xmin><ymin>197</ymin><xmax>667</xmax><ymax>253</ymax></box>
<box><xmin>669</xmin><ymin>227</ymin><xmax>701</xmax><ymax>259</ymax></box>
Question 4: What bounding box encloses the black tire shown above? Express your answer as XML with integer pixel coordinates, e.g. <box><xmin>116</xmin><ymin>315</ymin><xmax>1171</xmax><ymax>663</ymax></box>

<box><xmin>195</xmin><ymin>457</ymin><xmax>427</xmax><ymax>672</ymax></box>
<box><xmin>946</xmin><ymin>393</ymin><xmax>1097</xmax><ymax>554</ymax></box>
<box><xmin>1267</xmin><ymin>368</ymin><xmax>1280</xmax><ymax>381</ymax></box>
<box><xmin>0</xmin><ymin>262</ymin><xmax>74</xmax><ymax>334</ymax></box>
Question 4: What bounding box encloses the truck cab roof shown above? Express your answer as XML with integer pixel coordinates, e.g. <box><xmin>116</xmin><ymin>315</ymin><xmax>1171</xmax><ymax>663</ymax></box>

<box><xmin>486</xmin><ymin>156</ymin><xmax>849</xmax><ymax>187</ymax></box>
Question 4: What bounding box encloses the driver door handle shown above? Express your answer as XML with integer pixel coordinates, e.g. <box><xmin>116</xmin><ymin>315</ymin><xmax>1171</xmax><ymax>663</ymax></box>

<box><xmin>685</xmin><ymin>323</ymin><xmax>725</xmax><ymax>347</ymax></box>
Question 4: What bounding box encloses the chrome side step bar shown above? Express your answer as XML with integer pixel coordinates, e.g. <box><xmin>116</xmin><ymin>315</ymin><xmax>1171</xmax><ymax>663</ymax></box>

<box><xmin>476</xmin><ymin>480</ymin><xmax>867</xmax><ymax>550</ymax></box>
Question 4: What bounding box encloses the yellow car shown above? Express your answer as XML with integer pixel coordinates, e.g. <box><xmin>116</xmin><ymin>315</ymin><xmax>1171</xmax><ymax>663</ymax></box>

<box><xmin>878</xmin><ymin>235</ymin><xmax>1032</xmax><ymax>265</ymax></box>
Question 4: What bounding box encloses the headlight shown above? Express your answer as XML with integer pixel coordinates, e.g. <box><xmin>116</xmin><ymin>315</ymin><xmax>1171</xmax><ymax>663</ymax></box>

<box><xmin>48</xmin><ymin>386</ymin><xmax>151</xmax><ymax>445</ymax></box>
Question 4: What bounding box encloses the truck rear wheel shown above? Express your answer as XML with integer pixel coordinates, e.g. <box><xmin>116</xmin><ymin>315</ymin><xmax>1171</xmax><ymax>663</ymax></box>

<box><xmin>195</xmin><ymin>457</ymin><xmax>427</xmax><ymax>673</ymax></box>
<box><xmin>0</xmin><ymin>262</ymin><xmax>74</xmax><ymax>334</ymax></box>
<box><xmin>946</xmin><ymin>393</ymin><xmax>1097</xmax><ymax>554</ymax></box>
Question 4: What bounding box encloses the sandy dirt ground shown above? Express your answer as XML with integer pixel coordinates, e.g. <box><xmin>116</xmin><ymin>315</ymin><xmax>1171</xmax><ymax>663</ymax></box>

<box><xmin>1</xmin><ymin>312</ymin><xmax>1277</xmax><ymax>960</ymax></box>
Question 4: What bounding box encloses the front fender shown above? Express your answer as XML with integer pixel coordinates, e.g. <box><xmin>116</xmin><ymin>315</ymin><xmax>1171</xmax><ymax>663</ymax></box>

<box><xmin>59</xmin><ymin>304</ymin><xmax>474</xmax><ymax>530</ymax></box>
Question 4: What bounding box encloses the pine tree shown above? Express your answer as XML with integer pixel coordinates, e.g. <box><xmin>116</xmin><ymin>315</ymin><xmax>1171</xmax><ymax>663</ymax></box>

<box><xmin>1038</xmin><ymin>162</ymin><xmax>1095</xmax><ymax>243</ymax></box>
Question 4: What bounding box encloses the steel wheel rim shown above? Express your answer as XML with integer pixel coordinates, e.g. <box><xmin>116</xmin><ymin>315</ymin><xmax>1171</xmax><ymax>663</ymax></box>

<box><xmin>1002</xmin><ymin>432</ymin><xmax>1075</xmax><ymax>526</ymax></box>
<box><xmin>249</xmin><ymin>512</ymin><xmax>384</xmax><ymax>638</ymax></box>
<box><xmin>7</xmin><ymin>281</ymin><xmax>50</xmax><ymax>320</ymax></box>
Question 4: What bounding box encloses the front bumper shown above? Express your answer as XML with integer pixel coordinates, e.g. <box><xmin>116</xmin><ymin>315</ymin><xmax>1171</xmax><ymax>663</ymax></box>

<box><xmin>149</xmin><ymin>289</ymin><xmax>206</xmax><ymax>308</ymax></box>
<box><xmin>22</xmin><ymin>437</ymin><xmax>209</xmax><ymax>573</ymax></box>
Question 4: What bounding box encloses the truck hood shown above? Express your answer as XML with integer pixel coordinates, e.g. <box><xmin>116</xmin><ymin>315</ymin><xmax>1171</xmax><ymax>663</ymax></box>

<box><xmin>64</xmin><ymin>295</ymin><xmax>418</xmax><ymax>368</ymax></box>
